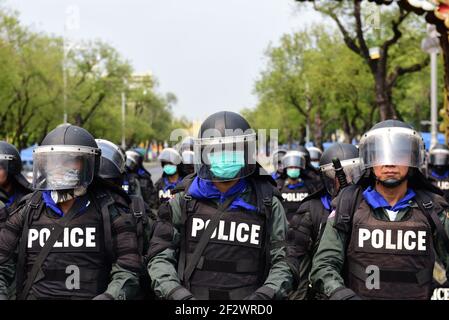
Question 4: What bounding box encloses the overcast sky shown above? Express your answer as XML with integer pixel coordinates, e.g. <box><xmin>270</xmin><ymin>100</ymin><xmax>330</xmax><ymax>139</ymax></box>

<box><xmin>6</xmin><ymin>0</ymin><xmax>324</xmax><ymax>122</ymax></box>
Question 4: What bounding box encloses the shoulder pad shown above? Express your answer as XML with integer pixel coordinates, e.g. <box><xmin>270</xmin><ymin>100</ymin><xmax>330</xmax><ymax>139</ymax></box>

<box><xmin>157</xmin><ymin>201</ymin><xmax>172</xmax><ymax>221</ymax></box>
<box><xmin>333</xmin><ymin>184</ymin><xmax>363</xmax><ymax>234</ymax></box>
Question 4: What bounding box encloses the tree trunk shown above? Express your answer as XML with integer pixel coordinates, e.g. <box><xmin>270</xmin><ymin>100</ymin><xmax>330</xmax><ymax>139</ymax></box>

<box><xmin>313</xmin><ymin>105</ymin><xmax>323</xmax><ymax>149</ymax></box>
<box><xmin>375</xmin><ymin>73</ymin><xmax>396</xmax><ymax>120</ymax></box>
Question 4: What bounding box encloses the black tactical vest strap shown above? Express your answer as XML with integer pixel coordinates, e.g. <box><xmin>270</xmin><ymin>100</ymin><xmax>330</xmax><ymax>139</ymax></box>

<box><xmin>183</xmin><ymin>193</ymin><xmax>240</xmax><ymax>288</ymax></box>
<box><xmin>252</xmin><ymin>178</ymin><xmax>275</xmax><ymax>282</ymax></box>
<box><xmin>333</xmin><ymin>185</ymin><xmax>363</xmax><ymax>234</ymax></box>
<box><xmin>18</xmin><ymin>195</ymin><xmax>84</xmax><ymax>300</ymax></box>
<box><xmin>91</xmin><ymin>190</ymin><xmax>115</xmax><ymax>264</ymax></box>
<box><xmin>16</xmin><ymin>191</ymin><xmax>43</xmax><ymax>299</ymax></box>
<box><xmin>414</xmin><ymin>190</ymin><xmax>449</xmax><ymax>251</ymax></box>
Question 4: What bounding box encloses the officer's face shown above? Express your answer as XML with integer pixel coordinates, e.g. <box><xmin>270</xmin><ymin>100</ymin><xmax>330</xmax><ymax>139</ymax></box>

<box><xmin>373</xmin><ymin>165</ymin><xmax>409</xmax><ymax>181</ymax></box>
<box><xmin>0</xmin><ymin>167</ymin><xmax>7</xmax><ymax>186</ymax></box>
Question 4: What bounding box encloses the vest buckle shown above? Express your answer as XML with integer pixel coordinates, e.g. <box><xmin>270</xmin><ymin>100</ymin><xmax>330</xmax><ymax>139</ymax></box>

<box><xmin>423</xmin><ymin>201</ymin><xmax>433</xmax><ymax>209</ymax></box>
<box><xmin>263</xmin><ymin>197</ymin><xmax>272</xmax><ymax>206</ymax></box>
<box><xmin>184</xmin><ymin>194</ymin><xmax>193</xmax><ymax>201</ymax></box>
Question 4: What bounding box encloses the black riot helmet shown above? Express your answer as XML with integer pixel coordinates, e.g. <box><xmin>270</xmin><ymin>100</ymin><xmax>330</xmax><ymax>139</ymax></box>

<box><xmin>178</xmin><ymin>136</ymin><xmax>195</xmax><ymax>153</ymax></box>
<box><xmin>158</xmin><ymin>147</ymin><xmax>182</xmax><ymax>166</ymax></box>
<box><xmin>359</xmin><ymin>120</ymin><xmax>425</xmax><ymax>188</ymax></box>
<box><xmin>429</xmin><ymin>144</ymin><xmax>449</xmax><ymax>167</ymax></box>
<box><xmin>194</xmin><ymin>111</ymin><xmax>257</xmax><ymax>182</ymax></box>
<box><xmin>297</xmin><ymin>145</ymin><xmax>311</xmax><ymax>164</ymax></box>
<box><xmin>319</xmin><ymin>143</ymin><xmax>361</xmax><ymax>197</ymax></box>
<box><xmin>125</xmin><ymin>149</ymin><xmax>144</xmax><ymax>171</ymax></box>
<box><xmin>180</xmin><ymin>150</ymin><xmax>195</xmax><ymax>176</ymax></box>
<box><xmin>33</xmin><ymin>124</ymin><xmax>101</xmax><ymax>191</ymax></box>
<box><xmin>96</xmin><ymin>139</ymin><xmax>126</xmax><ymax>179</ymax></box>
<box><xmin>272</xmin><ymin>148</ymin><xmax>287</xmax><ymax>174</ymax></box>
<box><xmin>307</xmin><ymin>146</ymin><xmax>323</xmax><ymax>169</ymax></box>
<box><xmin>0</xmin><ymin>141</ymin><xmax>22</xmax><ymax>176</ymax></box>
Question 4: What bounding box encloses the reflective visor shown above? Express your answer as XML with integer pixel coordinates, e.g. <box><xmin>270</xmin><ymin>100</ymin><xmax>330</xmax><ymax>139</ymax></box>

<box><xmin>33</xmin><ymin>145</ymin><xmax>98</xmax><ymax>190</ymax></box>
<box><xmin>320</xmin><ymin>158</ymin><xmax>362</xmax><ymax>183</ymax></box>
<box><xmin>359</xmin><ymin>127</ymin><xmax>425</xmax><ymax>169</ymax></box>
<box><xmin>281</xmin><ymin>151</ymin><xmax>306</xmax><ymax>169</ymax></box>
<box><xmin>429</xmin><ymin>149</ymin><xmax>449</xmax><ymax>166</ymax></box>
<box><xmin>0</xmin><ymin>154</ymin><xmax>13</xmax><ymax>174</ymax></box>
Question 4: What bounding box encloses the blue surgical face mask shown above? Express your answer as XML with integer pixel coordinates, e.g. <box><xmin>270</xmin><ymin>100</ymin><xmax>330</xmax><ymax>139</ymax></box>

<box><xmin>163</xmin><ymin>164</ymin><xmax>177</xmax><ymax>176</ymax></box>
<box><xmin>208</xmin><ymin>151</ymin><xmax>245</xmax><ymax>180</ymax></box>
<box><xmin>287</xmin><ymin>168</ymin><xmax>300</xmax><ymax>179</ymax></box>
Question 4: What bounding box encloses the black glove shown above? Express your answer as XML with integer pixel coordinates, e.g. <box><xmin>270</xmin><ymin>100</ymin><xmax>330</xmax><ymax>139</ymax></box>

<box><xmin>244</xmin><ymin>286</ymin><xmax>276</xmax><ymax>300</ymax></box>
<box><xmin>329</xmin><ymin>287</ymin><xmax>362</xmax><ymax>300</ymax></box>
<box><xmin>168</xmin><ymin>286</ymin><xmax>196</xmax><ymax>300</ymax></box>
<box><xmin>92</xmin><ymin>293</ymin><xmax>115</xmax><ymax>300</ymax></box>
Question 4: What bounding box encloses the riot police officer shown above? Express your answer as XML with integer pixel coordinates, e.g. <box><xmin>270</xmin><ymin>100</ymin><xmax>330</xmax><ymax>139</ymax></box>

<box><xmin>180</xmin><ymin>150</ymin><xmax>195</xmax><ymax>178</ymax></box>
<box><xmin>279</xmin><ymin>151</ymin><xmax>316</xmax><ymax>222</ymax></box>
<box><xmin>147</xmin><ymin>111</ymin><xmax>292</xmax><ymax>300</ymax></box>
<box><xmin>287</xmin><ymin>143</ymin><xmax>360</xmax><ymax>300</ymax></box>
<box><xmin>154</xmin><ymin>148</ymin><xmax>182</xmax><ymax>205</ymax></box>
<box><xmin>124</xmin><ymin>149</ymin><xmax>158</xmax><ymax>209</ymax></box>
<box><xmin>297</xmin><ymin>145</ymin><xmax>321</xmax><ymax>184</ymax></box>
<box><xmin>427</xmin><ymin>144</ymin><xmax>449</xmax><ymax>202</ymax></box>
<box><xmin>310</xmin><ymin>120</ymin><xmax>449</xmax><ymax>300</ymax></box>
<box><xmin>0</xmin><ymin>142</ymin><xmax>32</xmax><ymax>229</ymax></box>
<box><xmin>0</xmin><ymin>125</ymin><xmax>142</xmax><ymax>300</ymax></box>
<box><xmin>96</xmin><ymin>139</ymin><xmax>155</xmax><ymax>299</ymax></box>
<box><xmin>271</xmin><ymin>148</ymin><xmax>287</xmax><ymax>190</ymax></box>
<box><xmin>306</xmin><ymin>146</ymin><xmax>323</xmax><ymax>169</ymax></box>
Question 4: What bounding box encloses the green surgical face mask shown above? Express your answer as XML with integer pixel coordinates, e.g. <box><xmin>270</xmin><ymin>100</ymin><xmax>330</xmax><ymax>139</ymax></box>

<box><xmin>208</xmin><ymin>151</ymin><xmax>245</xmax><ymax>180</ymax></box>
<box><xmin>163</xmin><ymin>164</ymin><xmax>177</xmax><ymax>176</ymax></box>
<box><xmin>286</xmin><ymin>168</ymin><xmax>300</xmax><ymax>179</ymax></box>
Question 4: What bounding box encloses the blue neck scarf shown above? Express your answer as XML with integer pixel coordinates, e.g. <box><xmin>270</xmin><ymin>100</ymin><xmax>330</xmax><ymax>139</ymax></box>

<box><xmin>163</xmin><ymin>177</ymin><xmax>181</xmax><ymax>192</ymax></box>
<box><xmin>271</xmin><ymin>172</ymin><xmax>280</xmax><ymax>180</ymax></box>
<box><xmin>42</xmin><ymin>192</ymin><xmax>90</xmax><ymax>217</ymax></box>
<box><xmin>287</xmin><ymin>180</ymin><xmax>305</xmax><ymax>190</ymax></box>
<box><xmin>137</xmin><ymin>168</ymin><xmax>146</xmax><ymax>176</ymax></box>
<box><xmin>4</xmin><ymin>193</ymin><xmax>16</xmax><ymax>208</ymax></box>
<box><xmin>431</xmin><ymin>170</ymin><xmax>449</xmax><ymax>180</ymax></box>
<box><xmin>187</xmin><ymin>177</ymin><xmax>257</xmax><ymax>212</ymax></box>
<box><xmin>320</xmin><ymin>193</ymin><xmax>332</xmax><ymax>211</ymax></box>
<box><xmin>362</xmin><ymin>186</ymin><xmax>416</xmax><ymax>212</ymax></box>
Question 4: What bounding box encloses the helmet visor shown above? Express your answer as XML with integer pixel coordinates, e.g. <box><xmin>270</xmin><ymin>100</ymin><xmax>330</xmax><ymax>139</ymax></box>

<box><xmin>320</xmin><ymin>158</ymin><xmax>362</xmax><ymax>184</ymax></box>
<box><xmin>282</xmin><ymin>152</ymin><xmax>306</xmax><ymax>169</ymax></box>
<box><xmin>33</xmin><ymin>146</ymin><xmax>96</xmax><ymax>190</ymax></box>
<box><xmin>193</xmin><ymin>133</ymin><xmax>257</xmax><ymax>182</ymax></box>
<box><xmin>430</xmin><ymin>149</ymin><xmax>449</xmax><ymax>166</ymax></box>
<box><xmin>0</xmin><ymin>154</ymin><xmax>13</xmax><ymax>175</ymax></box>
<box><xmin>359</xmin><ymin>127</ymin><xmax>424</xmax><ymax>169</ymax></box>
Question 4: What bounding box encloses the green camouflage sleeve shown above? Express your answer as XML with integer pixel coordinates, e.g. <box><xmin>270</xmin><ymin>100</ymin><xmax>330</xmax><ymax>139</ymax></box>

<box><xmin>262</xmin><ymin>196</ymin><xmax>294</xmax><ymax>299</ymax></box>
<box><xmin>309</xmin><ymin>213</ymin><xmax>348</xmax><ymax>297</ymax></box>
<box><xmin>147</xmin><ymin>193</ymin><xmax>182</xmax><ymax>299</ymax></box>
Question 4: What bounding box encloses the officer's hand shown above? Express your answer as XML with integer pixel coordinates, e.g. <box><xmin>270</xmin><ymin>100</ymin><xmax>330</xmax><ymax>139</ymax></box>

<box><xmin>329</xmin><ymin>287</ymin><xmax>362</xmax><ymax>300</ymax></box>
<box><xmin>168</xmin><ymin>286</ymin><xmax>196</xmax><ymax>300</ymax></box>
<box><xmin>92</xmin><ymin>293</ymin><xmax>114</xmax><ymax>300</ymax></box>
<box><xmin>244</xmin><ymin>286</ymin><xmax>276</xmax><ymax>300</ymax></box>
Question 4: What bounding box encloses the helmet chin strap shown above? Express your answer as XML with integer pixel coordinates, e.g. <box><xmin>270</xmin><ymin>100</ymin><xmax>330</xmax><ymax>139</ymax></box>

<box><xmin>376</xmin><ymin>176</ymin><xmax>407</xmax><ymax>188</ymax></box>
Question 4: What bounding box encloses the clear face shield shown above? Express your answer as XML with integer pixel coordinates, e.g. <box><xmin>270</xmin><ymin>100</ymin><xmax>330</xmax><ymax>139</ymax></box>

<box><xmin>0</xmin><ymin>154</ymin><xmax>13</xmax><ymax>175</ymax></box>
<box><xmin>193</xmin><ymin>130</ymin><xmax>257</xmax><ymax>182</ymax></box>
<box><xmin>320</xmin><ymin>158</ymin><xmax>362</xmax><ymax>194</ymax></box>
<box><xmin>272</xmin><ymin>150</ymin><xmax>287</xmax><ymax>173</ymax></box>
<box><xmin>281</xmin><ymin>152</ymin><xmax>306</xmax><ymax>170</ymax></box>
<box><xmin>33</xmin><ymin>145</ymin><xmax>98</xmax><ymax>191</ymax></box>
<box><xmin>429</xmin><ymin>149</ymin><xmax>449</xmax><ymax>167</ymax></box>
<box><xmin>359</xmin><ymin>127</ymin><xmax>425</xmax><ymax>169</ymax></box>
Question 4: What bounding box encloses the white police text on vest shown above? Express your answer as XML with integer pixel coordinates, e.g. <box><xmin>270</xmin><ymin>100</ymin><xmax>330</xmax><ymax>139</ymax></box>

<box><xmin>191</xmin><ymin>217</ymin><xmax>261</xmax><ymax>247</ymax></box>
<box><xmin>27</xmin><ymin>226</ymin><xmax>98</xmax><ymax>252</ymax></box>
<box><xmin>357</xmin><ymin>228</ymin><xmax>427</xmax><ymax>252</ymax></box>
<box><xmin>437</xmin><ymin>181</ymin><xmax>449</xmax><ymax>190</ymax></box>
<box><xmin>282</xmin><ymin>193</ymin><xmax>308</xmax><ymax>202</ymax></box>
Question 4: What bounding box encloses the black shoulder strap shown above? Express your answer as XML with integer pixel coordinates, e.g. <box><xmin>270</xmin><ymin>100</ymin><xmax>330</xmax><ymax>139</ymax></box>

<box><xmin>183</xmin><ymin>193</ymin><xmax>240</xmax><ymax>288</ymax></box>
<box><xmin>91</xmin><ymin>189</ymin><xmax>115</xmax><ymax>264</ymax></box>
<box><xmin>18</xmin><ymin>194</ymin><xmax>83</xmax><ymax>300</ymax></box>
<box><xmin>16</xmin><ymin>191</ymin><xmax>43</xmax><ymax>298</ymax></box>
<box><xmin>333</xmin><ymin>184</ymin><xmax>363</xmax><ymax>234</ymax></box>
<box><xmin>177</xmin><ymin>176</ymin><xmax>197</xmax><ymax>281</ymax></box>
<box><xmin>252</xmin><ymin>179</ymin><xmax>275</xmax><ymax>283</ymax></box>
<box><xmin>414</xmin><ymin>190</ymin><xmax>449</xmax><ymax>251</ymax></box>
